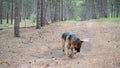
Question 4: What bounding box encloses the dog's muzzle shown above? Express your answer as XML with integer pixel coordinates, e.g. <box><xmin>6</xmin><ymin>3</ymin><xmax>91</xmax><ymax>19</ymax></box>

<box><xmin>75</xmin><ymin>48</ymin><xmax>80</xmax><ymax>52</ymax></box>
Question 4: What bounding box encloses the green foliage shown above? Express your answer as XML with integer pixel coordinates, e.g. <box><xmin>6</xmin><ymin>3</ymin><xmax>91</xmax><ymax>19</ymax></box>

<box><xmin>95</xmin><ymin>17</ymin><xmax>120</xmax><ymax>23</ymax></box>
<box><xmin>20</xmin><ymin>20</ymin><xmax>35</xmax><ymax>27</ymax></box>
<box><xmin>115</xmin><ymin>47</ymin><xmax>120</xmax><ymax>55</ymax></box>
<box><xmin>70</xmin><ymin>0</ymin><xmax>84</xmax><ymax>21</ymax></box>
<box><xmin>30</xmin><ymin>13</ymin><xmax>36</xmax><ymax>22</ymax></box>
<box><xmin>4</xmin><ymin>0</ymin><xmax>12</xmax><ymax>3</ymax></box>
<box><xmin>0</xmin><ymin>23</ymin><xmax>13</xmax><ymax>29</ymax></box>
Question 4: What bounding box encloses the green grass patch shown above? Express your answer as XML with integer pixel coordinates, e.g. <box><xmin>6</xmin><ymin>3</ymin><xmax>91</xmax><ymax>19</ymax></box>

<box><xmin>20</xmin><ymin>20</ymin><xmax>36</xmax><ymax>27</ymax></box>
<box><xmin>0</xmin><ymin>19</ymin><xmax>36</xmax><ymax>29</ymax></box>
<box><xmin>95</xmin><ymin>17</ymin><xmax>120</xmax><ymax>23</ymax></box>
<box><xmin>115</xmin><ymin>46</ymin><xmax>120</xmax><ymax>55</ymax></box>
<box><xmin>0</xmin><ymin>19</ymin><xmax>78</xmax><ymax>29</ymax></box>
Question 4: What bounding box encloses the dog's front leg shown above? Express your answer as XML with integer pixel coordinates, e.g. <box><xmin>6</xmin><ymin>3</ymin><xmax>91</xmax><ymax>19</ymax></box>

<box><xmin>71</xmin><ymin>47</ymin><xmax>74</xmax><ymax>58</ymax></box>
<box><xmin>61</xmin><ymin>39</ymin><xmax>65</xmax><ymax>52</ymax></box>
<box><xmin>65</xmin><ymin>46</ymin><xmax>69</xmax><ymax>58</ymax></box>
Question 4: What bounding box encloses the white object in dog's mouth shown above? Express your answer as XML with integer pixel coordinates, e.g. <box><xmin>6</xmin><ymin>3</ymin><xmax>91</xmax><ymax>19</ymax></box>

<box><xmin>82</xmin><ymin>38</ymin><xmax>89</xmax><ymax>42</ymax></box>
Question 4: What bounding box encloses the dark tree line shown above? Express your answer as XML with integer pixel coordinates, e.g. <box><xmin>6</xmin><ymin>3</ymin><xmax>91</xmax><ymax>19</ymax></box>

<box><xmin>0</xmin><ymin>0</ymin><xmax>74</xmax><ymax>25</ymax></box>
<box><xmin>81</xmin><ymin>0</ymin><xmax>120</xmax><ymax>20</ymax></box>
<box><xmin>0</xmin><ymin>0</ymin><xmax>71</xmax><ymax>37</ymax></box>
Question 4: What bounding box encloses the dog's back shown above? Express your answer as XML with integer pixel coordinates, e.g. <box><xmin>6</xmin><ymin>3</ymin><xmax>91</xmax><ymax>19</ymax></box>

<box><xmin>62</xmin><ymin>32</ymin><xmax>78</xmax><ymax>44</ymax></box>
<box><xmin>62</xmin><ymin>32</ymin><xmax>71</xmax><ymax>41</ymax></box>
<box><xmin>70</xmin><ymin>34</ymin><xmax>78</xmax><ymax>44</ymax></box>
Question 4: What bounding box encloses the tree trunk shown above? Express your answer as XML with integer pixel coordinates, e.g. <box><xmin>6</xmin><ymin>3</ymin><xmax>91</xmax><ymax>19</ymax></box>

<box><xmin>19</xmin><ymin>0</ymin><xmax>22</xmax><ymax>23</ymax></box>
<box><xmin>58</xmin><ymin>0</ymin><xmax>60</xmax><ymax>21</ymax></box>
<box><xmin>0</xmin><ymin>0</ymin><xmax>3</xmax><ymax>24</ymax></box>
<box><xmin>53</xmin><ymin>0</ymin><xmax>58</xmax><ymax>22</ymax></box>
<box><xmin>61</xmin><ymin>0</ymin><xmax>64</xmax><ymax>21</ymax></box>
<box><xmin>7</xmin><ymin>3</ymin><xmax>10</xmax><ymax>24</ymax></box>
<box><xmin>14</xmin><ymin>0</ymin><xmax>20</xmax><ymax>37</ymax></box>
<box><xmin>43</xmin><ymin>0</ymin><xmax>48</xmax><ymax>25</ymax></box>
<box><xmin>11</xmin><ymin>0</ymin><xmax>14</xmax><ymax>24</ymax></box>
<box><xmin>41</xmin><ymin>0</ymin><xmax>45</xmax><ymax>26</ymax></box>
<box><xmin>91</xmin><ymin>0</ymin><xmax>96</xmax><ymax>19</ymax></box>
<box><xmin>115</xmin><ymin>0</ymin><xmax>120</xmax><ymax>17</ymax></box>
<box><xmin>36</xmin><ymin>0</ymin><xmax>41</xmax><ymax>29</ymax></box>
<box><xmin>50</xmin><ymin>0</ymin><xmax>54</xmax><ymax>22</ymax></box>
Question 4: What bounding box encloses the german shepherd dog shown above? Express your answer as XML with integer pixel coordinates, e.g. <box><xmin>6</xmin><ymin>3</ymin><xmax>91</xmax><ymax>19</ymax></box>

<box><xmin>61</xmin><ymin>32</ymin><xmax>83</xmax><ymax>58</ymax></box>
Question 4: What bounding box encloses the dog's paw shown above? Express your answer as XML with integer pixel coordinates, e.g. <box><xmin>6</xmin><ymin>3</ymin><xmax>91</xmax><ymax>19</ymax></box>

<box><xmin>74</xmin><ymin>52</ymin><xmax>77</xmax><ymax>54</ymax></box>
<box><xmin>69</xmin><ymin>54</ymin><xmax>73</xmax><ymax>58</ymax></box>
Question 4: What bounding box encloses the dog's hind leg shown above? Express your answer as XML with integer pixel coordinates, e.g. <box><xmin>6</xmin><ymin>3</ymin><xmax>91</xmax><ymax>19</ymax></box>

<box><xmin>61</xmin><ymin>38</ymin><xmax>65</xmax><ymax>52</ymax></box>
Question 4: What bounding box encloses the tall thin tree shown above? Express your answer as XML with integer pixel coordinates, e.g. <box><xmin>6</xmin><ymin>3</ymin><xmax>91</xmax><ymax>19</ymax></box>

<box><xmin>61</xmin><ymin>0</ymin><xmax>64</xmax><ymax>21</ymax></box>
<box><xmin>41</xmin><ymin>0</ymin><xmax>44</xmax><ymax>26</ymax></box>
<box><xmin>36</xmin><ymin>0</ymin><xmax>41</xmax><ymax>29</ymax></box>
<box><xmin>14</xmin><ymin>0</ymin><xmax>20</xmax><ymax>37</ymax></box>
<box><xmin>6</xmin><ymin>2</ymin><xmax>10</xmax><ymax>24</ymax></box>
<box><xmin>0</xmin><ymin>0</ymin><xmax>3</xmax><ymax>24</ymax></box>
<box><xmin>11</xmin><ymin>0</ymin><xmax>14</xmax><ymax>24</ymax></box>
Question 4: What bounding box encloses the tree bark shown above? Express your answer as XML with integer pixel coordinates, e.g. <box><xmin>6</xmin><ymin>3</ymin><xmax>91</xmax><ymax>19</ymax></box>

<box><xmin>11</xmin><ymin>0</ymin><xmax>14</xmax><ymax>24</ymax></box>
<box><xmin>14</xmin><ymin>0</ymin><xmax>20</xmax><ymax>37</ymax></box>
<box><xmin>58</xmin><ymin>0</ymin><xmax>60</xmax><ymax>21</ymax></box>
<box><xmin>41</xmin><ymin>0</ymin><xmax>45</xmax><ymax>26</ymax></box>
<box><xmin>36</xmin><ymin>0</ymin><xmax>41</xmax><ymax>29</ymax></box>
<box><xmin>61</xmin><ymin>0</ymin><xmax>64</xmax><ymax>21</ymax></box>
<box><xmin>0</xmin><ymin>0</ymin><xmax>3</xmax><ymax>24</ymax></box>
<box><xmin>53</xmin><ymin>0</ymin><xmax>58</xmax><ymax>22</ymax></box>
<box><xmin>7</xmin><ymin>3</ymin><xmax>10</xmax><ymax>24</ymax></box>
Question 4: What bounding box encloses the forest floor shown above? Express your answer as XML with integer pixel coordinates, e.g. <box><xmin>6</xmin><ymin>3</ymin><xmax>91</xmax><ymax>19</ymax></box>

<box><xmin>0</xmin><ymin>21</ymin><xmax>120</xmax><ymax>68</ymax></box>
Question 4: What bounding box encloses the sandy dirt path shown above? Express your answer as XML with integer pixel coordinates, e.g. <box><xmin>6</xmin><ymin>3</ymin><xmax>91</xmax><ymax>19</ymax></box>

<box><xmin>0</xmin><ymin>21</ymin><xmax>120</xmax><ymax>68</ymax></box>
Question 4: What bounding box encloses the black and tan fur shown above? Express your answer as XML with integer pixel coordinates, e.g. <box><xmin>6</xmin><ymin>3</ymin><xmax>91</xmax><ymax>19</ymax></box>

<box><xmin>61</xmin><ymin>32</ymin><xmax>83</xmax><ymax>58</ymax></box>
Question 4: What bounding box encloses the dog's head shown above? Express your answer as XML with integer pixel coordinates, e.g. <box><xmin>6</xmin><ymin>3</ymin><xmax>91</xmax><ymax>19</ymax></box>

<box><xmin>75</xmin><ymin>40</ymin><xmax>83</xmax><ymax>52</ymax></box>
